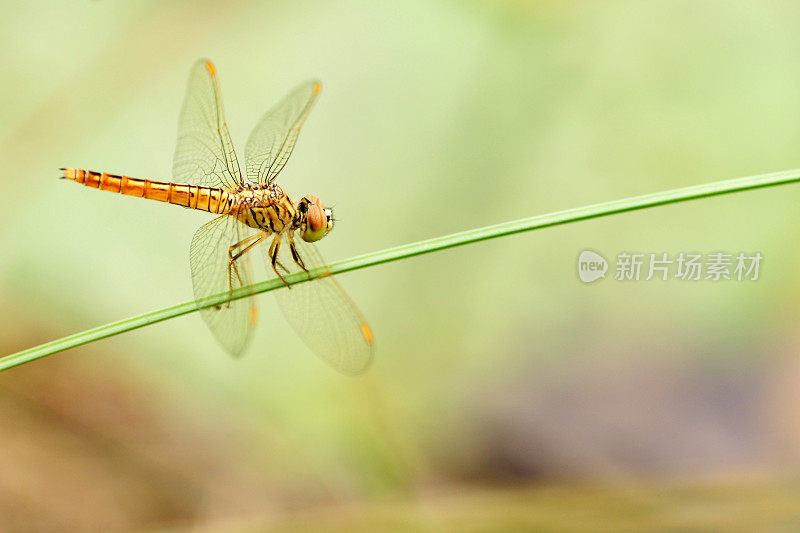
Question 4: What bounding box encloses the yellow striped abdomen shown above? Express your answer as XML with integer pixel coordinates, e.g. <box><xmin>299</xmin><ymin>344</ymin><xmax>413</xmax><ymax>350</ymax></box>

<box><xmin>61</xmin><ymin>168</ymin><xmax>231</xmax><ymax>214</ymax></box>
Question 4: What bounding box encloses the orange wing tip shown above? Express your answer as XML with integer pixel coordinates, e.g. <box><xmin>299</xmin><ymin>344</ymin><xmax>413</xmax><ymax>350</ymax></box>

<box><xmin>313</xmin><ymin>81</ymin><xmax>321</xmax><ymax>94</ymax></box>
<box><xmin>360</xmin><ymin>322</ymin><xmax>374</xmax><ymax>346</ymax></box>
<box><xmin>205</xmin><ymin>61</ymin><xmax>216</xmax><ymax>76</ymax></box>
<box><xmin>248</xmin><ymin>306</ymin><xmax>258</xmax><ymax>326</ymax></box>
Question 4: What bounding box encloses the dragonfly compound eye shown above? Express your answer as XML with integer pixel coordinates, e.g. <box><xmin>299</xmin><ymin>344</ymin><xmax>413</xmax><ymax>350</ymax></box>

<box><xmin>302</xmin><ymin>202</ymin><xmax>328</xmax><ymax>242</ymax></box>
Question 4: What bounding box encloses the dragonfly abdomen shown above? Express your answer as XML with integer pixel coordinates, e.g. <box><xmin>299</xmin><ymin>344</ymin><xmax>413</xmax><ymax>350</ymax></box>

<box><xmin>61</xmin><ymin>168</ymin><xmax>232</xmax><ymax>214</ymax></box>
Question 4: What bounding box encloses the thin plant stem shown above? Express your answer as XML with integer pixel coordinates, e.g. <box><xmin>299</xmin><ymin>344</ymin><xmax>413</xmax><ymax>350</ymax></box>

<box><xmin>3</xmin><ymin>167</ymin><xmax>800</xmax><ymax>371</ymax></box>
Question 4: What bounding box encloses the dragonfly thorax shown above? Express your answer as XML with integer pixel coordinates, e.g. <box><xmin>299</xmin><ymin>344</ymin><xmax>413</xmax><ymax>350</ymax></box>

<box><xmin>231</xmin><ymin>182</ymin><xmax>283</xmax><ymax>203</ymax></box>
<box><xmin>229</xmin><ymin>183</ymin><xmax>295</xmax><ymax>233</ymax></box>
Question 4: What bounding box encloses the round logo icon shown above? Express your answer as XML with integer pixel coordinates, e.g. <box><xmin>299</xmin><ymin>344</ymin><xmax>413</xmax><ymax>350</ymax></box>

<box><xmin>578</xmin><ymin>250</ymin><xmax>608</xmax><ymax>283</ymax></box>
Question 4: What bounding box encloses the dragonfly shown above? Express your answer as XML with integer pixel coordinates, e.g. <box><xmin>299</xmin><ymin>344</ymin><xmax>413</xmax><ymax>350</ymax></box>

<box><xmin>61</xmin><ymin>59</ymin><xmax>374</xmax><ymax>374</ymax></box>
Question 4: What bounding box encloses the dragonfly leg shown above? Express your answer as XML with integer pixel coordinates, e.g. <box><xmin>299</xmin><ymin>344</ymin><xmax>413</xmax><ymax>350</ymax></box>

<box><xmin>286</xmin><ymin>232</ymin><xmax>309</xmax><ymax>273</ymax></box>
<box><xmin>270</xmin><ymin>244</ymin><xmax>291</xmax><ymax>274</ymax></box>
<box><xmin>268</xmin><ymin>235</ymin><xmax>291</xmax><ymax>288</ymax></box>
<box><xmin>228</xmin><ymin>233</ymin><xmax>261</xmax><ymax>259</ymax></box>
<box><xmin>264</xmin><ymin>233</ymin><xmax>292</xmax><ymax>273</ymax></box>
<box><xmin>226</xmin><ymin>233</ymin><xmax>268</xmax><ymax>306</ymax></box>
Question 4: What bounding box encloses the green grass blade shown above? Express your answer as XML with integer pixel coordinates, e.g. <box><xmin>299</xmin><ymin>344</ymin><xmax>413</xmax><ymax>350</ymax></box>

<box><xmin>3</xmin><ymin>167</ymin><xmax>800</xmax><ymax>371</ymax></box>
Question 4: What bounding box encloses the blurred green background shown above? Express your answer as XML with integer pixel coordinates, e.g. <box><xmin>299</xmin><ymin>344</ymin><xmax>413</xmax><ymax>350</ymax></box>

<box><xmin>3</xmin><ymin>1</ymin><xmax>800</xmax><ymax>530</ymax></box>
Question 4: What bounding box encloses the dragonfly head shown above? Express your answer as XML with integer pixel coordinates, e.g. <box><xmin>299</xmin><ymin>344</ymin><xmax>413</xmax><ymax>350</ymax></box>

<box><xmin>298</xmin><ymin>195</ymin><xmax>333</xmax><ymax>242</ymax></box>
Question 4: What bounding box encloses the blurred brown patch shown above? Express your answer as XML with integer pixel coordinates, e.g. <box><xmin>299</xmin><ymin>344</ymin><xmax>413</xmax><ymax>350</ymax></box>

<box><xmin>0</xmin><ymin>314</ymin><xmax>273</xmax><ymax>532</ymax></box>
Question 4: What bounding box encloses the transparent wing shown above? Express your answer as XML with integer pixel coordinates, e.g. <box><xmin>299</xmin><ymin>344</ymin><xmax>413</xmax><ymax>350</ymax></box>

<box><xmin>173</xmin><ymin>59</ymin><xmax>245</xmax><ymax>190</ymax></box>
<box><xmin>190</xmin><ymin>215</ymin><xmax>258</xmax><ymax>356</ymax></box>
<box><xmin>245</xmin><ymin>80</ymin><xmax>321</xmax><ymax>184</ymax></box>
<box><xmin>266</xmin><ymin>233</ymin><xmax>374</xmax><ymax>374</ymax></box>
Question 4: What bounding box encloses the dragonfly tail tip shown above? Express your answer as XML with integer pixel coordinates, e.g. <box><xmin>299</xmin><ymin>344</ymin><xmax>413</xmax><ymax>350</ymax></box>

<box><xmin>59</xmin><ymin>168</ymin><xmax>76</xmax><ymax>180</ymax></box>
